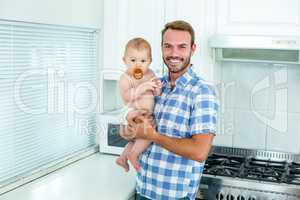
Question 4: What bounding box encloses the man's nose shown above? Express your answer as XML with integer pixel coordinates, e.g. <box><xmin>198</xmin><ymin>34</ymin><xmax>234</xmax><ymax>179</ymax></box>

<box><xmin>169</xmin><ymin>47</ymin><xmax>179</xmax><ymax>57</ymax></box>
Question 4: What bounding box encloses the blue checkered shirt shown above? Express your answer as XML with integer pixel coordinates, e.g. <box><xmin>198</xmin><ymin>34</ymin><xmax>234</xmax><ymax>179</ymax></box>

<box><xmin>136</xmin><ymin>66</ymin><xmax>219</xmax><ymax>200</ymax></box>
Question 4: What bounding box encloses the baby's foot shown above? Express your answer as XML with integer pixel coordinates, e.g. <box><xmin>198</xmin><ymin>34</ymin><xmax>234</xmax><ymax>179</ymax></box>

<box><xmin>116</xmin><ymin>157</ymin><xmax>129</xmax><ymax>172</ymax></box>
<box><xmin>127</xmin><ymin>153</ymin><xmax>140</xmax><ymax>172</ymax></box>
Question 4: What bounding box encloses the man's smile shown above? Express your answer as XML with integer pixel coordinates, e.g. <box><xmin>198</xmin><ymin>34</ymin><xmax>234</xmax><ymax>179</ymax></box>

<box><xmin>166</xmin><ymin>57</ymin><xmax>183</xmax><ymax>64</ymax></box>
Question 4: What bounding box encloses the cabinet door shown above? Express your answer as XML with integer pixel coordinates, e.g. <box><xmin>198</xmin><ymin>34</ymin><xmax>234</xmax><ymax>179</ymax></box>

<box><xmin>216</xmin><ymin>0</ymin><xmax>300</xmax><ymax>35</ymax></box>
<box><xmin>164</xmin><ymin>0</ymin><xmax>216</xmax><ymax>81</ymax></box>
<box><xmin>103</xmin><ymin>0</ymin><xmax>165</xmax><ymax>76</ymax></box>
<box><xmin>118</xmin><ymin>0</ymin><xmax>165</xmax><ymax>76</ymax></box>
<box><xmin>103</xmin><ymin>0</ymin><xmax>122</xmax><ymax>71</ymax></box>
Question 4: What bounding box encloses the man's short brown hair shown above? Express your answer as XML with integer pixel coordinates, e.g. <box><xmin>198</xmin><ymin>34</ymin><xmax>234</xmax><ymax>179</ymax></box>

<box><xmin>124</xmin><ymin>37</ymin><xmax>152</xmax><ymax>60</ymax></box>
<box><xmin>161</xmin><ymin>20</ymin><xmax>195</xmax><ymax>46</ymax></box>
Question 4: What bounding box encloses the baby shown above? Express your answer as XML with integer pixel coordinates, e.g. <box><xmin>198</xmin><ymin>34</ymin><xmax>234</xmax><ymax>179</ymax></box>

<box><xmin>116</xmin><ymin>37</ymin><xmax>161</xmax><ymax>172</ymax></box>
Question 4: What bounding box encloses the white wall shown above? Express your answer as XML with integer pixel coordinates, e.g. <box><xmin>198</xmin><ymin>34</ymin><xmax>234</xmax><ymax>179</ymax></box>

<box><xmin>214</xmin><ymin>61</ymin><xmax>300</xmax><ymax>154</ymax></box>
<box><xmin>0</xmin><ymin>0</ymin><xmax>103</xmax><ymax>28</ymax></box>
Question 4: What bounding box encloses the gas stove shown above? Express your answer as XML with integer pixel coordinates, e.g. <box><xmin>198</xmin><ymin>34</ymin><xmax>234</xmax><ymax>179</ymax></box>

<box><xmin>198</xmin><ymin>146</ymin><xmax>300</xmax><ymax>200</ymax></box>
<box><xmin>205</xmin><ymin>154</ymin><xmax>300</xmax><ymax>185</ymax></box>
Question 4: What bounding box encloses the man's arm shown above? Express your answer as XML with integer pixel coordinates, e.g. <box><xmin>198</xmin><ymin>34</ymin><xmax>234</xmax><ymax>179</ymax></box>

<box><xmin>152</xmin><ymin>131</ymin><xmax>214</xmax><ymax>162</ymax></box>
<box><xmin>126</xmin><ymin>118</ymin><xmax>214</xmax><ymax>162</ymax></box>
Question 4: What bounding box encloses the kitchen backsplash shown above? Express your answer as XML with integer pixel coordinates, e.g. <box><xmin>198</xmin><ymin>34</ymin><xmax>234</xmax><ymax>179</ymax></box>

<box><xmin>213</xmin><ymin>61</ymin><xmax>300</xmax><ymax>154</ymax></box>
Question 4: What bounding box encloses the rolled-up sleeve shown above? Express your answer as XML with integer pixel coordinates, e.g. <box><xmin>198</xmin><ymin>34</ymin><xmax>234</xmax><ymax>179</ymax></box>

<box><xmin>189</xmin><ymin>85</ymin><xmax>219</xmax><ymax>136</ymax></box>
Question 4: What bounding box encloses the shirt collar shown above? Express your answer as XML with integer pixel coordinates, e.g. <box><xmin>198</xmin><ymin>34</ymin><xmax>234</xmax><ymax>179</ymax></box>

<box><xmin>162</xmin><ymin>65</ymin><xmax>197</xmax><ymax>89</ymax></box>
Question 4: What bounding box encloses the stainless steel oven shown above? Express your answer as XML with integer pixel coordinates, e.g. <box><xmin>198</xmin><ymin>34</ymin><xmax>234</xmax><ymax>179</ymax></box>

<box><xmin>197</xmin><ymin>146</ymin><xmax>300</xmax><ymax>200</ymax></box>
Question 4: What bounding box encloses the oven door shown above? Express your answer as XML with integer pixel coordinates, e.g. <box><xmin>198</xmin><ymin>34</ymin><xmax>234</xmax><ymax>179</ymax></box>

<box><xmin>197</xmin><ymin>176</ymin><xmax>223</xmax><ymax>200</ymax></box>
<box><xmin>98</xmin><ymin>114</ymin><xmax>127</xmax><ymax>155</ymax></box>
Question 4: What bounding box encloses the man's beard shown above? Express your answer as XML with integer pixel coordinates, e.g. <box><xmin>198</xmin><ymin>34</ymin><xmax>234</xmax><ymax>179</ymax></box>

<box><xmin>163</xmin><ymin>54</ymin><xmax>192</xmax><ymax>74</ymax></box>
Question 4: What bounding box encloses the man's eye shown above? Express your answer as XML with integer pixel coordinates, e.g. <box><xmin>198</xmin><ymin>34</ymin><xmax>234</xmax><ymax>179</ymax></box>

<box><xmin>130</xmin><ymin>59</ymin><xmax>136</xmax><ymax>62</ymax></box>
<box><xmin>141</xmin><ymin>60</ymin><xmax>146</xmax><ymax>63</ymax></box>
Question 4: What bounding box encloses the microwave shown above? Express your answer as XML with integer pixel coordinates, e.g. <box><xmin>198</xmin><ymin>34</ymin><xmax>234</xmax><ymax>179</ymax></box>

<box><xmin>98</xmin><ymin>112</ymin><xmax>127</xmax><ymax>155</ymax></box>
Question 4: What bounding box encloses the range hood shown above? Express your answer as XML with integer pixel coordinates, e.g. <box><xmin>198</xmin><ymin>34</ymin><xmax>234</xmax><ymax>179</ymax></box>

<box><xmin>209</xmin><ymin>35</ymin><xmax>300</xmax><ymax>64</ymax></box>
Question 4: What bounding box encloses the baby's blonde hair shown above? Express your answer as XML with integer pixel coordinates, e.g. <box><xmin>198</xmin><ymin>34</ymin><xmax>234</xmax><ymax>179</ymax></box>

<box><xmin>124</xmin><ymin>37</ymin><xmax>152</xmax><ymax>61</ymax></box>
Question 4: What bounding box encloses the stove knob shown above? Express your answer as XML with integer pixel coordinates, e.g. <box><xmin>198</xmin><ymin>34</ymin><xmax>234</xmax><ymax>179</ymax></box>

<box><xmin>216</xmin><ymin>192</ymin><xmax>224</xmax><ymax>200</ymax></box>
<box><xmin>237</xmin><ymin>195</ymin><xmax>245</xmax><ymax>200</ymax></box>
<box><xmin>248</xmin><ymin>196</ymin><xmax>256</xmax><ymax>200</ymax></box>
<box><xmin>226</xmin><ymin>194</ymin><xmax>235</xmax><ymax>200</ymax></box>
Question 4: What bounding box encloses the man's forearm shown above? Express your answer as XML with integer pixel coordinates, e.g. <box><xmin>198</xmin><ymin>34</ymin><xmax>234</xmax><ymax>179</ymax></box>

<box><xmin>124</xmin><ymin>116</ymin><xmax>214</xmax><ymax>162</ymax></box>
<box><xmin>150</xmin><ymin>130</ymin><xmax>214</xmax><ymax>162</ymax></box>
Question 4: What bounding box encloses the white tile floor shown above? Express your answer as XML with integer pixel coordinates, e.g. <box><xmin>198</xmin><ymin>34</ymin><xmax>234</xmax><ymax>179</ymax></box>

<box><xmin>0</xmin><ymin>154</ymin><xmax>136</xmax><ymax>200</ymax></box>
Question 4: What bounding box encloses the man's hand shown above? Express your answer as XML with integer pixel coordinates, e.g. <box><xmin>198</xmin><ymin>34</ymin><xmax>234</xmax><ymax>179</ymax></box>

<box><xmin>127</xmin><ymin>116</ymin><xmax>157</xmax><ymax>141</ymax></box>
<box><xmin>120</xmin><ymin>110</ymin><xmax>155</xmax><ymax>140</ymax></box>
<box><xmin>120</xmin><ymin>124</ymin><xmax>135</xmax><ymax>140</ymax></box>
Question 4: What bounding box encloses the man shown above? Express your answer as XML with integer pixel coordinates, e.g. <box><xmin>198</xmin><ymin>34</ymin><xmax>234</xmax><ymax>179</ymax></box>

<box><xmin>122</xmin><ymin>20</ymin><xmax>218</xmax><ymax>200</ymax></box>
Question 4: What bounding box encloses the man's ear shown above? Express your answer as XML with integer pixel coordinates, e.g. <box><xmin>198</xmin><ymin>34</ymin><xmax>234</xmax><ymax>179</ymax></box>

<box><xmin>122</xmin><ymin>57</ymin><xmax>126</xmax><ymax>62</ymax></box>
<box><xmin>191</xmin><ymin>44</ymin><xmax>196</xmax><ymax>55</ymax></box>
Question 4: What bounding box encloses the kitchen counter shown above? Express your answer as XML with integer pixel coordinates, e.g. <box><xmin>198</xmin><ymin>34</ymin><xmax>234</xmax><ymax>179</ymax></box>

<box><xmin>0</xmin><ymin>153</ymin><xmax>136</xmax><ymax>200</ymax></box>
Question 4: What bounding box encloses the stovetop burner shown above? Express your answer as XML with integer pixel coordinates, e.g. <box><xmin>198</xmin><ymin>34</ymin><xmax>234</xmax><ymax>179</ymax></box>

<box><xmin>204</xmin><ymin>154</ymin><xmax>245</xmax><ymax>178</ymax></box>
<box><xmin>204</xmin><ymin>153</ymin><xmax>300</xmax><ymax>185</ymax></box>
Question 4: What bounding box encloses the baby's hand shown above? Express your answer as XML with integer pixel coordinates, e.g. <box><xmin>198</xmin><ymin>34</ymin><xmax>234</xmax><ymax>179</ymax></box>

<box><xmin>151</xmin><ymin>78</ymin><xmax>162</xmax><ymax>88</ymax></box>
<box><xmin>151</xmin><ymin>78</ymin><xmax>162</xmax><ymax>96</ymax></box>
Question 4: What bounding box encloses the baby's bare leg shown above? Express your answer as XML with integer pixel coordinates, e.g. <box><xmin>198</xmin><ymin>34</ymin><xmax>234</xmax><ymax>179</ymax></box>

<box><xmin>116</xmin><ymin>141</ymin><xmax>134</xmax><ymax>172</ymax></box>
<box><xmin>127</xmin><ymin>139</ymin><xmax>152</xmax><ymax>171</ymax></box>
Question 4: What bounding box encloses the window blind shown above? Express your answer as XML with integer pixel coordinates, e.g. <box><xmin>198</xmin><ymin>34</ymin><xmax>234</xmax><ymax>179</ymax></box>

<box><xmin>0</xmin><ymin>20</ymin><xmax>98</xmax><ymax>187</ymax></box>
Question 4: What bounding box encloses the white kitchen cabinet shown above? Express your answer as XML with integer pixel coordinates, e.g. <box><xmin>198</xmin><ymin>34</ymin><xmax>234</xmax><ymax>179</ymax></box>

<box><xmin>120</xmin><ymin>0</ymin><xmax>165</xmax><ymax>75</ymax></box>
<box><xmin>103</xmin><ymin>0</ymin><xmax>165</xmax><ymax>75</ymax></box>
<box><xmin>103</xmin><ymin>0</ymin><xmax>121</xmax><ymax>71</ymax></box>
<box><xmin>215</xmin><ymin>0</ymin><xmax>300</xmax><ymax>35</ymax></box>
<box><xmin>164</xmin><ymin>0</ymin><xmax>217</xmax><ymax>81</ymax></box>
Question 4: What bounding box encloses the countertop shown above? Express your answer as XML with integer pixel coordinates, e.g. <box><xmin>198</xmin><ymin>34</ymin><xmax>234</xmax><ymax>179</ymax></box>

<box><xmin>0</xmin><ymin>153</ymin><xmax>136</xmax><ymax>200</ymax></box>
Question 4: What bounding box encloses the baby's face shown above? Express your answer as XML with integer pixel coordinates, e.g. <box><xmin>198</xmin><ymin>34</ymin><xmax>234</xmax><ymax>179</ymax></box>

<box><xmin>123</xmin><ymin>48</ymin><xmax>151</xmax><ymax>79</ymax></box>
